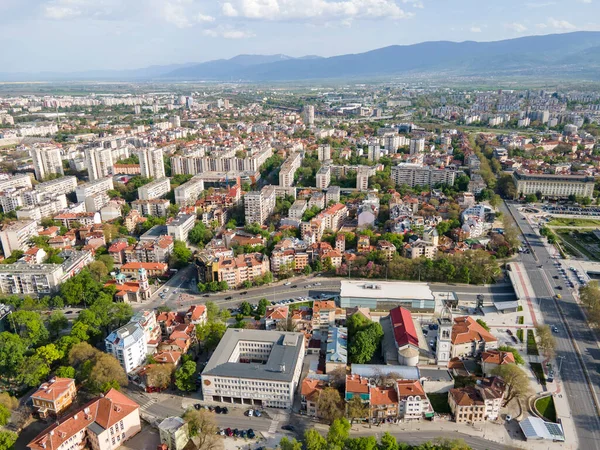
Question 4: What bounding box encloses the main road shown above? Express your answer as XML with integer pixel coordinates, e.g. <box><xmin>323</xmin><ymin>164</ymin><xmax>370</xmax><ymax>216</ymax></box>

<box><xmin>504</xmin><ymin>200</ymin><xmax>600</xmax><ymax>449</ymax></box>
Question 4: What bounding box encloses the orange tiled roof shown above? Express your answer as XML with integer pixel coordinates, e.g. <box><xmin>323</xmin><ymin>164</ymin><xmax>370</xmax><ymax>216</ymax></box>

<box><xmin>346</xmin><ymin>374</ymin><xmax>369</xmax><ymax>394</ymax></box>
<box><xmin>370</xmin><ymin>386</ymin><xmax>398</xmax><ymax>406</ymax></box>
<box><xmin>481</xmin><ymin>350</ymin><xmax>515</xmax><ymax>366</ymax></box>
<box><xmin>31</xmin><ymin>378</ymin><xmax>75</xmax><ymax>402</ymax></box>
<box><xmin>451</xmin><ymin>316</ymin><xmax>497</xmax><ymax>345</ymax></box>
<box><xmin>396</xmin><ymin>379</ymin><xmax>425</xmax><ymax>398</ymax></box>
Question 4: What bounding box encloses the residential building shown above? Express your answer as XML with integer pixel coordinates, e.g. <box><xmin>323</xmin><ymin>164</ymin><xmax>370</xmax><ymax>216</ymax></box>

<box><xmin>27</xmin><ymin>389</ymin><xmax>141</xmax><ymax>450</ymax></box>
<box><xmin>391</xmin><ymin>163</ymin><xmax>456</xmax><ymax>188</ymax></box>
<box><xmin>289</xmin><ymin>200</ymin><xmax>307</xmax><ymax>220</ymax></box>
<box><xmin>31</xmin><ymin>377</ymin><xmax>77</xmax><ymax>418</ymax></box>
<box><xmin>158</xmin><ymin>417</ymin><xmax>188</xmax><ymax>450</ymax></box>
<box><xmin>264</xmin><ymin>305</ymin><xmax>289</xmax><ymax>330</ymax></box>
<box><xmin>211</xmin><ymin>253</ymin><xmax>270</xmax><ymax>288</ymax></box>
<box><xmin>325</xmin><ymin>326</ymin><xmax>347</xmax><ymax>373</ymax></box>
<box><xmin>448</xmin><ymin>377</ymin><xmax>505</xmax><ymax>423</ymax></box>
<box><xmin>316</xmin><ymin>165</ymin><xmax>331</xmax><ymax>189</ymax></box>
<box><xmin>325</xmin><ymin>185</ymin><xmax>341</xmax><ymax>204</ymax></box>
<box><xmin>30</xmin><ymin>144</ymin><xmax>63</xmax><ymax>181</ymax></box>
<box><xmin>0</xmin><ymin>174</ymin><xmax>32</xmax><ymax>193</ymax></box>
<box><xmin>481</xmin><ymin>350</ymin><xmax>515</xmax><ymax>376</ymax></box>
<box><xmin>35</xmin><ymin>176</ymin><xmax>77</xmax><ymax>197</ymax></box>
<box><xmin>138</xmin><ymin>147</ymin><xmax>165</xmax><ymax>179</ymax></box>
<box><xmin>300</xmin><ymin>378</ymin><xmax>326</xmax><ymax>418</ymax></box>
<box><xmin>201</xmin><ymin>329</ymin><xmax>306</xmax><ymax>409</ymax></box>
<box><xmin>377</xmin><ymin>240</ymin><xmax>396</xmax><ymax>261</ymax></box>
<box><xmin>0</xmin><ymin>219</ymin><xmax>38</xmax><ymax>257</ymax></box>
<box><xmin>121</xmin><ymin>262</ymin><xmax>168</xmax><ymax>277</ymax></box>
<box><xmin>396</xmin><ymin>379</ymin><xmax>433</xmax><ymax>420</ymax></box>
<box><xmin>174</xmin><ymin>176</ymin><xmax>205</xmax><ymax>206</ymax></box>
<box><xmin>75</xmin><ymin>177</ymin><xmax>114</xmax><ymax>204</ymax></box>
<box><xmin>54</xmin><ymin>212</ymin><xmax>101</xmax><ymax>228</ymax></box>
<box><xmin>409</xmin><ymin>138</ymin><xmax>425</xmax><ymax>155</ymax></box>
<box><xmin>85</xmin><ymin>146</ymin><xmax>114</xmax><ymax>181</ymax></box>
<box><xmin>132</xmin><ymin>199</ymin><xmax>171</xmax><ymax>217</ymax></box>
<box><xmin>403</xmin><ymin>240</ymin><xmax>437</xmax><ymax>260</ymax></box>
<box><xmin>244</xmin><ymin>185</ymin><xmax>276</xmax><ymax>226</ymax></box>
<box><xmin>451</xmin><ymin>316</ymin><xmax>498</xmax><ymax>358</ymax></box>
<box><xmin>279</xmin><ymin>152</ymin><xmax>302</xmax><ymax>188</ymax></box>
<box><xmin>370</xmin><ymin>386</ymin><xmax>399</xmax><ymax>420</ymax></box>
<box><xmin>356</xmin><ymin>166</ymin><xmax>371</xmax><ymax>191</ymax></box>
<box><xmin>312</xmin><ymin>300</ymin><xmax>336</xmax><ymax>333</ymax></box>
<box><xmin>167</xmin><ymin>214</ymin><xmax>195</xmax><ymax>242</ymax></box>
<box><xmin>318</xmin><ymin>144</ymin><xmax>331</xmax><ymax>161</ymax></box>
<box><xmin>512</xmin><ymin>171</ymin><xmax>595</xmax><ymax>199</ymax></box>
<box><xmin>17</xmin><ymin>196</ymin><xmax>68</xmax><ymax>222</ymax></box>
<box><xmin>303</xmin><ymin>105</ymin><xmax>315</xmax><ymax>126</ymax></box>
<box><xmin>138</xmin><ymin>178</ymin><xmax>171</xmax><ymax>201</ymax></box>
<box><xmin>105</xmin><ymin>322</ymin><xmax>148</xmax><ymax>374</ymax></box>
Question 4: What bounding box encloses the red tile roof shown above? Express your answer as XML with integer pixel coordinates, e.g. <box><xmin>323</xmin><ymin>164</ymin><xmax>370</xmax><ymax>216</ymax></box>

<box><xmin>389</xmin><ymin>306</ymin><xmax>419</xmax><ymax>348</ymax></box>
<box><xmin>452</xmin><ymin>316</ymin><xmax>497</xmax><ymax>345</ymax></box>
<box><xmin>31</xmin><ymin>378</ymin><xmax>75</xmax><ymax>402</ymax></box>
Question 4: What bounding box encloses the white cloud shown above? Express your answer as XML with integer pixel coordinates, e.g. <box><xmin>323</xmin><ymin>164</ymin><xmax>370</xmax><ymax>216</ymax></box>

<box><xmin>196</xmin><ymin>13</ymin><xmax>215</xmax><ymax>23</ymax></box>
<box><xmin>537</xmin><ymin>17</ymin><xmax>577</xmax><ymax>30</ymax></box>
<box><xmin>402</xmin><ymin>0</ymin><xmax>424</xmax><ymax>8</ymax></box>
<box><xmin>222</xmin><ymin>2</ymin><xmax>239</xmax><ymax>16</ymax></box>
<box><xmin>203</xmin><ymin>26</ymin><xmax>255</xmax><ymax>39</ymax></box>
<box><xmin>505</xmin><ymin>22</ymin><xmax>528</xmax><ymax>33</ymax></box>
<box><xmin>580</xmin><ymin>0</ymin><xmax>592</xmax><ymax>3</ymax></box>
<box><xmin>44</xmin><ymin>5</ymin><xmax>81</xmax><ymax>19</ymax></box>
<box><xmin>221</xmin><ymin>0</ymin><xmax>411</xmax><ymax>21</ymax></box>
<box><xmin>470</xmin><ymin>26</ymin><xmax>482</xmax><ymax>33</ymax></box>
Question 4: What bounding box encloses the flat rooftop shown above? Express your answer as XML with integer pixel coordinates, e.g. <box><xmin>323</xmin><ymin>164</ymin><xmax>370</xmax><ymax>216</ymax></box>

<box><xmin>202</xmin><ymin>328</ymin><xmax>304</xmax><ymax>382</ymax></box>
<box><xmin>340</xmin><ymin>280</ymin><xmax>434</xmax><ymax>301</ymax></box>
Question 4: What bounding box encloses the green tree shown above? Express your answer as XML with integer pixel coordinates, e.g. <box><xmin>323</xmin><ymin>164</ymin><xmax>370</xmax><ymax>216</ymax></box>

<box><xmin>316</xmin><ymin>387</ymin><xmax>344</xmax><ymax>424</ymax></box>
<box><xmin>18</xmin><ymin>355</ymin><xmax>51</xmax><ymax>387</ymax></box>
<box><xmin>35</xmin><ymin>343</ymin><xmax>63</xmax><ymax>365</ymax></box>
<box><xmin>492</xmin><ymin>364</ymin><xmax>531</xmax><ymax>406</ymax></box>
<box><xmin>535</xmin><ymin>324</ymin><xmax>556</xmax><ymax>359</ymax></box>
<box><xmin>304</xmin><ymin>429</ymin><xmax>327</xmax><ymax>450</ymax></box>
<box><xmin>240</xmin><ymin>301</ymin><xmax>253</xmax><ymax>316</ymax></box>
<box><xmin>346</xmin><ymin>437</ymin><xmax>377</xmax><ymax>450</ymax></box>
<box><xmin>205</xmin><ymin>301</ymin><xmax>219</xmax><ymax>322</ymax></box>
<box><xmin>327</xmin><ymin>418</ymin><xmax>351</xmax><ymax>448</ymax></box>
<box><xmin>379</xmin><ymin>432</ymin><xmax>399</xmax><ymax>450</ymax></box>
<box><xmin>88</xmin><ymin>260</ymin><xmax>109</xmax><ymax>282</ymax></box>
<box><xmin>279</xmin><ymin>438</ymin><xmax>303</xmax><ymax>450</ymax></box>
<box><xmin>0</xmin><ymin>332</ymin><xmax>26</xmax><ymax>381</ymax></box>
<box><xmin>11</xmin><ymin>310</ymin><xmax>49</xmax><ymax>346</ymax></box>
<box><xmin>55</xmin><ymin>366</ymin><xmax>76</xmax><ymax>378</ymax></box>
<box><xmin>476</xmin><ymin>319</ymin><xmax>490</xmax><ymax>331</ymax></box>
<box><xmin>347</xmin><ymin>396</ymin><xmax>369</xmax><ymax>423</ymax></box>
<box><xmin>257</xmin><ymin>298</ymin><xmax>269</xmax><ymax>316</ymax></box>
<box><xmin>174</xmin><ymin>360</ymin><xmax>197</xmax><ymax>391</ymax></box>
<box><xmin>0</xmin><ymin>431</ymin><xmax>18</xmax><ymax>450</ymax></box>
<box><xmin>47</xmin><ymin>311</ymin><xmax>68</xmax><ymax>339</ymax></box>
<box><xmin>183</xmin><ymin>409</ymin><xmax>220</xmax><ymax>450</ymax></box>
<box><xmin>171</xmin><ymin>240</ymin><xmax>192</xmax><ymax>268</ymax></box>
<box><xmin>0</xmin><ymin>404</ymin><xmax>10</xmax><ymax>426</ymax></box>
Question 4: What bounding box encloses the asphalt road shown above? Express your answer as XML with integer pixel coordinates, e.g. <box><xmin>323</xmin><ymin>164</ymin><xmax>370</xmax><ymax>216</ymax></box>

<box><xmin>504</xmin><ymin>200</ymin><xmax>600</xmax><ymax>449</ymax></box>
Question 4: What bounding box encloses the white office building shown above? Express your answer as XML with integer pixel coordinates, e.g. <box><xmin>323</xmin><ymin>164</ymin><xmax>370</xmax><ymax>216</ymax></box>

<box><xmin>409</xmin><ymin>138</ymin><xmax>425</xmax><ymax>155</ymax></box>
<box><xmin>75</xmin><ymin>178</ymin><xmax>114</xmax><ymax>204</ymax></box>
<box><xmin>244</xmin><ymin>185</ymin><xmax>276</xmax><ymax>225</ymax></box>
<box><xmin>316</xmin><ymin>165</ymin><xmax>331</xmax><ymax>189</ymax></box>
<box><xmin>201</xmin><ymin>329</ymin><xmax>305</xmax><ymax>409</ymax></box>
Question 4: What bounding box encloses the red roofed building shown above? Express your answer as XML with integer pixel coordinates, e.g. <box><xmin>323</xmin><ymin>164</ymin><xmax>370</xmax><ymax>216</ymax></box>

<box><xmin>121</xmin><ymin>262</ymin><xmax>168</xmax><ymax>277</ymax></box>
<box><xmin>451</xmin><ymin>316</ymin><xmax>498</xmax><ymax>358</ymax></box>
<box><xmin>31</xmin><ymin>377</ymin><xmax>77</xmax><ymax>418</ymax></box>
<box><xmin>389</xmin><ymin>306</ymin><xmax>420</xmax><ymax>366</ymax></box>
<box><xmin>27</xmin><ymin>389</ymin><xmax>141</xmax><ymax>450</ymax></box>
<box><xmin>185</xmin><ymin>305</ymin><xmax>207</xmax><ymax>326</ymax></box>
<box><xmin>481</xmin><ymin>349</ymin><xmax>515</xmax><ymax>376</ymax></box>
<box><xmin>264</xmin><ymin>306</ymin><xmax>289</xmax><ymax>330</ymax></box>
<box><xmin>396</xmin><ymin>379</ymin><xmax>433</xmax><ymax>420</ymax></box>
<box><xmin>370</xmin><ymin>386</ymin><xmax>399</xmax><ymax>419</ymax></box>
<box><xmin>300</xmin><ymin>378</ymin><xmax>326</xmax><ymax>418</ymax></box>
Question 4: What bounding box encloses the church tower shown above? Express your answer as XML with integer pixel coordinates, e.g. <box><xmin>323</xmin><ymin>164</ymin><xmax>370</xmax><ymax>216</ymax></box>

<box><xmin>436</xmin><ymin>307</ymin><xmax>453</xmax><ymax>367</ymax></box>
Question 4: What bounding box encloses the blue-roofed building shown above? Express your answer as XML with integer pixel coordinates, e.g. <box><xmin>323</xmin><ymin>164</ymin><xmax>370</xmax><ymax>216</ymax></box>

<box><xmin>325</xmin><ymin>326</ymin><xmax>347</xmax><ymax>373</ymax></box>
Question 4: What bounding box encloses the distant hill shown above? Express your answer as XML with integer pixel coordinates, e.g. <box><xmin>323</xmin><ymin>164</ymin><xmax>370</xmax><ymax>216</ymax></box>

<box><xmin>163</xmin><ymin>31</ymin><xmax>600</xmax><ymax>81</ymax></box>
<box><xmin>3</xmin><ymin>32</ymin><xmax>600</xmax><ymax>82</ymax></box>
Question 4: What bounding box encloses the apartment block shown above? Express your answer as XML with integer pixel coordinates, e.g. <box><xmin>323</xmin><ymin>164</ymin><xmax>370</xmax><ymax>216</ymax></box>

<box><xmin>0</xmin><ymin>220</ymin><xmax>38</xmax><ymax>257</ymax></box>
<box><xmin>244</xmin><ymin>185</ymin><xmax>276</xmax><ymax>226</ymax></box>
<box><xmin>167</xmin><ymin>214</ymin><xmax>195</xmax><ymax>242</ymax></box>
<box><xmin>16</xmin><ymin>196</ymin><xmax>68</xmax><ymax>222</ymax></box>
<box><xmin>85</xmin><ymin>146</ymin><xmax>114</xmax><ymax>181</ymax></box>
<box><xmin>409</xmin><ymin>138</ymin><xmax>425</xmax><ymax>155</ymax></box>
<box><xmin>131</xmin><ymin>199</ymin><xmax>170</xmax><ymax>217</ymax></box>
<box><xmin>356</xmin><ymin>166</ymin><xmax>372</xmax><ymax>191</ymax></box>
<box><xmin>288</xmin><ymin>200</ymin><xmax>307</xmax><ymax>220</ymax></box>
<box><xmin>174</xmin><ymin>176</ymin><xmax>205</xmax><ymax>206</ymax></box>
<box><xmin>0</xmin><ymin>263</ymin><xmax>64</xmax><ymax>295</ymax></box>
<box><xmin>30</xmin><ymin>145</ymin><xmax>64</xmax><ymax>181</ymax></box>
<box><xmin>391</xmin><ymin>163</ymin><xmax>456</xmax><ymax>188</ymax></box>
<box><xmin>170</xmin><ymin>144</ymin><xmax>272</xmax><ymax>175</ymax></box>
<box><xmin>316</xmin><ymin>165</ymin><xmax>331</xmax><ymax>189</ymax></box>
<box><xmin>138</xmin><ymin>177</ymin><xmax>171</xmax><ymax>201</ymax></box>
<box><xmin>0</xmin><ymin>174</ymin><xmax>32</xmax><ymax>192</ymax></box>
<box><xmin>105</xmin><ymin>322</ymin><xmax>148</xmax><ymax>374</ymax></box>
<box><xmin>325</xmin><ymin>185</ymin><xmax>340</xmax><ymax>204</ymax></box>
<box><xmin>138</xmin><ymin>147</ymin><xmax>165</xmax><ymax>179</ymax></box>
<box><xmin>211</xmin><ymin>253</ymin><xmax>270</xmax><ymax>288</ymax></box>
<box><xmin>75</xmin><ymin>177</ymin><xmax>114</xmax><ymax>203</ymax></box>
<box><xmin>317</xmin><ymin>144</ymin><xmax>331</xmax><ymax>161</ymax></box>
<box><xmin>279</xmin><ymin>152</ymin><xmax>302</xmax><ymax>188</ymax></box>
<box><xmin>35</xmin><ymin>176</ymin><xmax>77</xmax><ymax>196</ymax></box>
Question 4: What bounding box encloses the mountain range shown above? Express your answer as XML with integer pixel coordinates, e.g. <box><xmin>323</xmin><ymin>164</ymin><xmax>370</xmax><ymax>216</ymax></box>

<box><xmin>3</xmin><ymin>32</ymin><xmax>600</xmax><ymax>82</ymax></box>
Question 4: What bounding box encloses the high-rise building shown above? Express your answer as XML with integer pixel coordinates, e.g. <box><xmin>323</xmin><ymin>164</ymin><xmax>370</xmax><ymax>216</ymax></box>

<box><xmin>138</xmin><ymin>178</ymin><xmax>171</xmax><ymax>201</ymax></box>
<box><xmin>279</xmin><ymin>153</ymin><xmax>302</xmax><ymax>188</ymax></box>
<box><xmin>317</xmin><ymin>144</ymin><xmax>331</xmax><ymax>161</ymax></box>
<box><xmin>316</xmin><ymin>165</ymin><xmax>331</xmax><ymax>189</ymax></box>
<box><xmin>30</xmin><ymin>145</ymin><xmax>63</xmax><ymax>181</ymax></box>
<box><xmin>409</xmin><ymin>138</ymin><xmax>425</xmax><ymax>155</ymax></box>
<box><xmin>85</xmin><ymin>147</ymin><xmax>114</xmax><ymax>181</ymax></box>
<box><xmin>138</xmin><ymin>147</ymin><xmax>165</xmax><ymax>179</ymax></box>
<box><xmin>186</xmin><ymin>96</ymin><xmax>194</xmax><ymax>109</ymax></box>
<box><xmin>0</xmin><ymin>220</ymin><xmax>38</xmax><ymax>257</ymax></box>
<box><xmin>391</xmin><ymin>163</ymin><xmax>456</xmax><ymax>188</ymax></box>
<box><xmin>303</xmin><ymin>105</ymin><xmax>315</xmax><ymax>126</ymax></box>
<box><xmin>368</xmin><ymin>142</ymin><xmax>380</xmax><ymax>162</ymax></box>
<box><xmin>356</xmin><ymin>166</ymin><xmax>372</xmax><ymax>191</ymax></box>
<box><xmin>174</xmin><ymin>176</ymin><xmax>205</xmax><ymax>206</ymax></box>
<box><xmin>244</xmin><ymin>185</ymin><xmax>276</xmax><ymax>226</ymax></box>
<box><xmin>170</xmin><ymin>116</ymin><xmax>181</xmax><ymax>128</ymax></box>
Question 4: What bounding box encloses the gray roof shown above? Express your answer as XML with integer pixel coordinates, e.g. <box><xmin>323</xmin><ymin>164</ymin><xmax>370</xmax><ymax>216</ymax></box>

<box><xmin>419</xmin><ymin>367</ymin><xmax>453</xmax><ymax>382</ymax></box>
<box><xmin>202</xmin><ymin>329</ymin><xmax>304</xmax><ymax>382</ymax></box>
<box><xmin>158</xmin><ymin>416</ymin><xmax>186</xmax><ymax>433</ymax></box>
<box><xmin>519</xmin><ymin>416</ymin><xmax>565</xmax><ymax>441</ymax></box>
<box><xmin>351</xmin><ymin>364</ymin><xmax>419</xmax><ymax>380</ymax></box>
<box><xmin>87</xmin><ymin>421</ymin><xmax>105</xmax><ymax>436</ymax></box>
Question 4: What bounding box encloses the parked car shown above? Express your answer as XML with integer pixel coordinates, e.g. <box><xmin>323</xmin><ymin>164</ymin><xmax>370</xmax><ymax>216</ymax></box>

<box><xmin>506</xmin><ymin>329</ymin><xmax>513</xmax><ymax>336</ymax></box>
<box><xmin>246</xmin><ymin>409</ymin><xmax>254</xmax><ymax>417</ymax></box>
<box><xmin>194</xmin><ymin>404</ymin><xmax>201</xmax><ymax>410</ymax></box>
<box><xmin>281</xmin><ymin>425</ymin><xmax>295</xmax><ymax>432</ymax></box>
<box><xmin>215</xmin><ymin>406</ymin><xmax>222</xmax><ymax>414</ymax></box>
<box><xmin>291</xmin><ymin>285</ymin><xmax>298</xmax><ymax>288</ymax></box>
<box><xmin>240</xmin><ymin>291</ymin><xmax>248</xmax><ymax>295</ymax></box>
<box><xmin>222</xmin><ymin>407</ymin><xmax>229</xmax><ymax>414</ymax></box>
<box><xmin>254</xmin><ymin>410</ymin><xmax>262</xmax><ymax>417</ymax></box>
<box><xmin>225</xmin><ymin>296</ymin><xmax>232</xmax><ymax>300</ymax></box>
<box><xmin>225</xmin><ymin>428</ymin><xmax>233</xmax><ymax>437</ymax></box>
<box><xmin>247</xmin><ymin>429</ymin><xmax>256</xmax><ymax>439</ymax></box>
<box><xmin>552</xmin><ymin>326</ymin><xmax>559</xmax><ymax>333</ymax></box>
<box><xmin>284</xmin><ymin>282</ymin><xmax>291</xmax><ymax>286</ymax></box>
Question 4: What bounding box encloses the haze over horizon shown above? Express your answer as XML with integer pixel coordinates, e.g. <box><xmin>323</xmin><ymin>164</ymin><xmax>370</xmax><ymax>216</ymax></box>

<box><xmin>1</xmin><ymin>0</ymin><xmax>599</xmax><ymax>73</ymax></box>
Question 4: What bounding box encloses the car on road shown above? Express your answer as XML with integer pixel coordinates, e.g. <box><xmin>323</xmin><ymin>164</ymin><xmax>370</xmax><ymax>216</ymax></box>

<box><xmin>222</xmin><ymin>407</ymin><xmax>229</xmax><ymax>414</ymax></box>
<box><xmin>314</xmin><ymin>282</ymin><xmax>322</xmax><ymax>286</ymax></box>
<box><xmin>511</xmin><ymin>336</ymin><xmax>519</xmax><ymax>344</ymax></box>
<box><xmin>254</xmin><ymin>410</ymin><xmax>262</xmax><ymax>417</ymax></box>
<box><xmin>203</xmin><ymin>294</ymin><xmax>210</xmax><ymax>297</ymax></box>
<box><xmin>215</xmin><ymin>406</ymin><xmax>222</xmax><ymax>414</ymax></box>
<box><xmin>246</xmin><ymin>409</ymin><xmax>254</xmax><ymax>417</ymax></box>
<box><xmin>291</xmin><ymin>285</ymin><xmax>298</xmax><ymax>288</ymax></box>
<box><xmin>164</xmin><ymin>288</ymin><xmax>169</xmax><ymax>292</ymax></box>
<box><xmin>553</xmin><ymin>275</ymin><xmax>559</xmax><ymax>279</ymax></box>
<box><xmin>506</xmin><ymin>329</ymin><xmax>513</xmax><ymax>336</ymax></box>
<box><xmin>556</xmin><ymin>285</ymin><xmax>563</xmax><ymax>290</ymax></box>
<box><xmin>247</xmin><ymin>429</ymin><xmax>255</xmax><ymax>439</ymax></box>
<box><xmin>225</xmin><ymin>296</ymin><xmax>232</xmax><ymax>300</ymax></box>
<box><xmin>240</xmin><ymin>291</ymin><xmax>248</xmax><ymax>295</ymax></box>
<box><xmin>281</xmin><ymin>425</ymin><xmax>295</xmax><ymax>432</ymax></box>
<box><xmin>552</xmin><ymin>325</ymin><xmax>559</xmax><ymax>333</ymax></box>
<box><xmin>66</xmin><ymin>310</ymin><xmax>73</xmax><ymax>314</ymax></box>
<box><xmin>284</xmin><ymin>282</ymin><xmax>291</xmax><ymax>286</ymax></box>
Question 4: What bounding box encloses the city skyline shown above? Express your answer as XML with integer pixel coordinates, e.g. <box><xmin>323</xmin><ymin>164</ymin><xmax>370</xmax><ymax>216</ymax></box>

<box><xmin>1</xmin><ymin>0</ymin><xmax>599</xmax><ymax>73</ymax></box>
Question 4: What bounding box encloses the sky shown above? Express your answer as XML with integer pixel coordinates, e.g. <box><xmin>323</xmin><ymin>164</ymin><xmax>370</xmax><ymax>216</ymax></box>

<box><xmin>1</xmin><ymin>0</ymin><xmax>599</xmax><ymax>73</ymax></box>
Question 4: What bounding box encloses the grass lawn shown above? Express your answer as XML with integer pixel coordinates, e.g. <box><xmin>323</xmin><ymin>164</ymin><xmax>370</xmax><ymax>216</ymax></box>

<box><xmin>428</xmin><ymin>393</ymin><xmax>452</xmax><ymax>414</ymax></box>
<box><xmin>527</xmin><ymin>329</ymin><xmax>539</xmax><ymax>356</ymax></box>
<box><xmin>548</xmin><ymin>218</ymin><xmax>600</xmax><ymax>227</ymax></box>
<box><xmin>535</xmin><ymin>396</ymin><xmax>557</xmax><ymax>422</ymax></box>
<box><xmin>518</xmin><ymin>316</ymin><xmax>524</xmax><ymax>324</ymax></box>
<box><xmin>530</xmin><ymin>362</ymin><xmax>546</xmax><ymax>387</ymax></box>
<box><xmin>517</xmin><ymin>329</ymin><xmax>524</xmax><ymax>342</ymax></box>
<box><xmin>555</xmin><ymin>230</ymin><xmax>600</xmax><ymax>261</ymax></box>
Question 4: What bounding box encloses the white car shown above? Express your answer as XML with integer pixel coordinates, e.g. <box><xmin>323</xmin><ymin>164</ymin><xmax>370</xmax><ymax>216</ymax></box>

<box><xmin>505</xmin><ymin>414</ymin><xmax>512</xmax><ymax>422</ymax></box>
<box><xmin>284</xmin><ymin>282</ymin><xmax>291</xmax><ymax>286</ymax></box>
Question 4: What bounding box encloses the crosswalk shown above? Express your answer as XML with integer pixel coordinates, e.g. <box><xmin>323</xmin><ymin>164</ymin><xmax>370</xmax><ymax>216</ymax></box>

<box><xmin>139</xmin><ymin>398</ymin><xmax>158</xmax><ymax>412</ymax></box>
